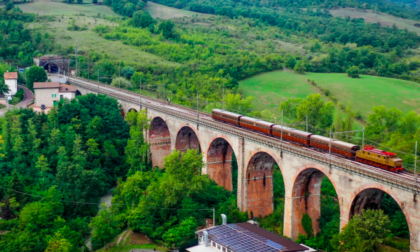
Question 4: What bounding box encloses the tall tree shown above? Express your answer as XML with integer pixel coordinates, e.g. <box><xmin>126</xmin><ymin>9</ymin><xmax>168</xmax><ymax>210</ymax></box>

<box><xmin>332</xmin><ymin>209</ymin><xmax>390</xmax><ymax>252</ymax></box>
<box><xmin>26</xmin><ymin>66</ymin><xmax>47</xmax><ymax>91</ymax></box>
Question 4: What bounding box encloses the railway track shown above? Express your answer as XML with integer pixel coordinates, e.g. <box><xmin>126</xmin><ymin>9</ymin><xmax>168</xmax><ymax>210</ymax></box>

<box><xmin>61</xmin><ymin>75</ymin><xmax>420</xmax><ymax>192</ymax></box>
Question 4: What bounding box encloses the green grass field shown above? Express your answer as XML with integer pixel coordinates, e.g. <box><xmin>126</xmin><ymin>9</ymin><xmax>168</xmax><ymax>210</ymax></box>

<box><xmin>330</xmin><ymin>8</ymin><xmax>420</xmax><ymax>35</ymax></box>
<box><xmin>144</xmin><ymin>1</ymin><xmax>211</xmax><ymax>19</ymax></box>
<box><xmin>23</xmin><ymin>0</ymin><xmax>180</xmax><ymax>67</ymax></box>
<box><xmin>240</xmin><ymin>71</ymin><xmax>420</xmax><ymax>119</ymax></box>
<box><xmin>18</xmin><ymin>0</ymin><xmax>119</xmax><ymax>17</ymax></box>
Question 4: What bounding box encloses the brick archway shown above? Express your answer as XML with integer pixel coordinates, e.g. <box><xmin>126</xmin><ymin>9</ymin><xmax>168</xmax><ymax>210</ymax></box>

<box><xmin>175</xmin><ymin>126</ymin><xmax>201</xmax><ymax>153</ymax></box>
<box><xmin>206</xmin><ymin>137</ymin><xmax>235</xmax><ymax>191</ymax></box>
<box><xmin>348</xmin><ymin>185</ymin><xmax>412</xmax><ymax>247</ymax></box>
<box><xmin>290</xmin><ymin>164</ymin><xmax>340</xmax><ymax>239</ymax></box>
<box><xmin>245</xmin><ymin>152</ymin><xmax>280</xmax><ymax>218</ymax></box>
<box><xmin>149</xmin><ymin>117</ymin><xmax>171</xmax><ymax>168</ymax></box>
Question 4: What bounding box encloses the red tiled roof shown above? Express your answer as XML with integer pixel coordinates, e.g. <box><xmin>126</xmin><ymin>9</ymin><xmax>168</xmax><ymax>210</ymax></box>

<box><xmin>4</xmin><ymin>72</ymin><xmax>18</xmax><ymax>79</ymax></box>
<box><xmin>59</xmin><ymin>84</ymin><xmax>76</xmax><ymax>93</ymax></box>
<box><xmin>33</xmin><ymin>82</ymin><xmax>60</xmax><ymax>89</ymax></box>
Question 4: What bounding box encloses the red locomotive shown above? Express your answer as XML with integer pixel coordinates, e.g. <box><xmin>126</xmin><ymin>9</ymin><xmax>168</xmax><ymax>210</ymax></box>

<box><xmin>212</xmin><ymin>109</ymin><xmax>404</xmax><ymax>173</ymax></box>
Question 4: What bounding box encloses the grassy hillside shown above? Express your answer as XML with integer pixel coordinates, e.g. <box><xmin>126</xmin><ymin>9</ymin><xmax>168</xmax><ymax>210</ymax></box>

<box><xmin>18</xmin><ymin>0</ymin><xmax>119</xmax><ymax>17</ymax></box>
<box><xmin>330</xmin><ymin>8</ymin><xmax>420</xmax><ymax>35</ymax></box>
<box><xmin>240</xmin><ymin>71</ymin><xmax>420</xmax><ymax>119</ymax></box>
<box><xmin>23</xmin><ymin>0</ymin><xmax>179</xmax><ymax>67</ymax></box>
<box><xmin>144</xmin><ymin>1</ymin><xmax>210</xmax><ymax>19</ymax></box>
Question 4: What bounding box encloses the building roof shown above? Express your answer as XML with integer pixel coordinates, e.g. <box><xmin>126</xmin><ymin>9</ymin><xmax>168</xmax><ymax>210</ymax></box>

<box><xmin>34</xmin><ymin>82</ymin><xmax>60</xmax><ymax>89</ymax></box>
<box><xmin>59</xmin><ymin>84</ymin><xmax>76</xmax><ymax>93</ymax></box>
<box><xmin>197</xmin><ymin>223</ymin><xmax>308</xmax><ymax>252</ymax></box>
<box><xmin>4</xmin><ymin>72</ymin><xmax>18</xmax><ymax>79</ymax></box>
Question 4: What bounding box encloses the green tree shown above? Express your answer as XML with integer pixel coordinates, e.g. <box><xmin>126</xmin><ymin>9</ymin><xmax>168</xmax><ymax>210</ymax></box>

<box><xmin>279</xmin><ymin>98</ymin><xmax>301</xmax><ymax>120</ymax></box>
<box><xmin>0</xmin><ymin>81</ymin><xmax>10</xmax><ymax>96</ymax></box>
<box><xmin>125</xmin><ymin>110</ymin><xmax>151</xmax><ymax>173</ymax></box>
<box><xmin>89</xmin><ymin>205</ymin><xmax>120</xmax><ymax>250</ymax></box>
<box><xmin>131</xmin><ymin>11</ymin><xmax>155</xmax><ymax>29</ymax></box>
<box><xmin>297</xmin><ymin>94</ymin><xmax>326</xmax><ymax>130</ymax></box>
<box><xmin>158</xmin><ymin>20</ymin><xmax>176</xmax><ymax>39</ymax></box>
<box><xmin>111</xmin><ymin>77</ymin><xmax>132</xmax><ymax>89</ymax></box>
<box><xmin>347</xmin><ymin>66</ymin><xmax>360</xmax><ymax>78</ymax></box>
<box><xmin>332</xmin><ymin>209</ymin><xmax>390</xmax><ymax>252</ymax></box>
<box><xmin>285</xmin><ymin>55</ymin><xmax>296</xmax><ymax>69</ymax></box>
<box><xmin>301</xmin><ymin>213</ymin><xmax>314</xmax><ymax>238</ymax></box>
<box><xmin>162</xmin><ymin>217</ymin><xmax>198</xmax><ymax>249</ymax></box>
<box><xmin>45</xmin><ymin>231</ymin><xmax>73</xmax><ymax>252</ymax></box>
<box><xmin>225</xmin><ymin>93</ymin><xmax>254</xmax><ymax>115</ymax></box>
<box><xmin>26</xmin><ymin>66</ymin><xmax>47</xmax><ymax>91</ymax></box>
<box><xmin>294</xmin><ymin>60</ymin><xmax>305</xmax><ymax>74</ymax></box>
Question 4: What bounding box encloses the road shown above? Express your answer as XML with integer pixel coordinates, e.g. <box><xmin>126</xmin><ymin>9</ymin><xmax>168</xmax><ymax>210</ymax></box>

<box><xmin>60</xmin><ymin>75</ymin><xmax>420</xmax><ymax>191</ymax></box>
<box><xmin>15</xmin><ymin>85</ymin><xmax>34</xmax><ymax>109</ymax></box>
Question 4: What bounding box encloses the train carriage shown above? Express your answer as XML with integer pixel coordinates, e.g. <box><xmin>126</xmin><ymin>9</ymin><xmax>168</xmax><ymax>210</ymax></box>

<box><xmin>212</xmin><ymin>109</ymin><xmax>242</xmax><ymax>126</ymax></box>
<box><xmin>239</xmin><ymin>117</ymin><xmax>274</xmax><ymax>135</ymax></box>
<box><xmin>272</xmin><ymin>125</ymin><xmax>312</xmax><ymax>146</ymax></box>
<box><xmin>310</xmin><ymin>135</ymin><xmax>360</xmax><ymax>158</ymax></box>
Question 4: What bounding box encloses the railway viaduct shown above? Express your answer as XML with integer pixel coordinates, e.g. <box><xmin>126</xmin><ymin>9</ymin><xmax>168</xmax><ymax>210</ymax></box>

<box><xmin>63</xmin><ymin>75</ymin><xmax>420</xmax><ymax>251</ymax></box>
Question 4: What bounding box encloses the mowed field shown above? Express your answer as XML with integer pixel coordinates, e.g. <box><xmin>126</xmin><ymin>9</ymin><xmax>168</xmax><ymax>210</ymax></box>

<box><xmin>144</xmin><ymin>1</ymin><xmax>211</xmax><ymax>19</ymax></box>
<box><xmin>239</xmin><ymin>71</ymin><xmax>420</xmax><ymax>118</ymax></box>
<box><xmin>330</xmin><ymin>8</ymin><xmax>420</xmax><ymax>35</ymax></box>
<box><xmin>18</xmin><ymin>0</ymin><xmax>118</xmax><ymax>17</ymax></box>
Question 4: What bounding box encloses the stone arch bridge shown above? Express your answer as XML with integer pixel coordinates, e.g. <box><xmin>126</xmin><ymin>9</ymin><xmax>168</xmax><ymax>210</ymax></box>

<box><xmin>63</xmin><ymin>75</ymin><xmax>420</xmax><ymax>251</ymax></box>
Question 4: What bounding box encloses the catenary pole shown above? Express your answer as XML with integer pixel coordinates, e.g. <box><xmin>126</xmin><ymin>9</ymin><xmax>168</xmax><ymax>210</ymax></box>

<box><xmin>75</xmin><ymin>39</ymin><xmax>78</xmax><ymax>77</ymax></box>
<box><xmin>281</xmin><ymin>110</ymin><xmax>283</xmax><ymax>141</ymax></box>
<box><xmin>306</xmin><ymin>114</ymin><xmax>308</xmax><ymax>132</ymax></box>
<box><xmin>415</xmin><ymin>141</ymin><xmax>418</xmax><ymax>188</ymax></box>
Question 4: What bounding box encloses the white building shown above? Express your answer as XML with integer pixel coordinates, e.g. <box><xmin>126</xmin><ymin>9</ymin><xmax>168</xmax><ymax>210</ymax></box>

<box><xmin>34</xmin><ymin>82</ymin><xmax>76</xmax><ymax>107</ymax></box>
<box><xmin>4</xmin><ymin>71</ymin><xmax>18</xmax><ymax>96</ymax></box>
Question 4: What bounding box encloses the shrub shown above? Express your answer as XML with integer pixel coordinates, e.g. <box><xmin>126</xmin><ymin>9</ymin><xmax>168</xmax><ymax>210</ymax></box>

<box><xmin>347</xmin><ymin>66</ymin><xmax>360</xmax><ymax>78</ymax></box>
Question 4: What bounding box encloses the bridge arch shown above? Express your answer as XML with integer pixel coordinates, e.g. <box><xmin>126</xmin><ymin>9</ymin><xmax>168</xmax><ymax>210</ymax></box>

<box><xmin>348</xmin><ymin>185</ymin><xmax>411</xmax><ymax>246</ymax></box>
<box><xmin>291</xmin><ymin>164</ymin><xmax>340</xmax><ymax>239</ymax></box>
<box><xmin>128</xmin><ymin>108</ymin><xmax>138</xmax><ymax>113</ymax></box>
<box><xmin>149</xmin><ymin>117</ymin><xmax>171</xmax><ymax>168</ymax></box>
<box><xmin>245</xmin><ymin>151</ymin><xmax>282</xmax><ymax>218</ymax></box>
<box><xmin>206</xmin><ymin>137</ymin><xmax>236</xmax><ymax>191</ymax></box>
<box><xmin>175</xmin><ymin>126</ymin><xmax>201</xmax><ymax>153</ymax></box>
<box><xmin>75</xmin><ymin>90</ymin><xmax>82</xmax><ymax>96</ymax></box>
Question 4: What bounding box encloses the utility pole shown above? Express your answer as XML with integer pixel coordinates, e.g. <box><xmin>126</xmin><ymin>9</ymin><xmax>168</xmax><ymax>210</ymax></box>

<box><xmin>213</xmin><ymin>208</ymin><xmax>215</xmax><ymax>227</ymax></box>
<box><xmin>362</xmin><ymin>126</ymin><xmax>365</xmax><ymax>148</ymax></box>
<box><xmin>222</xmin><ymin>85</ymin><xmax>225</xmax><ymax>110</ymax></box>
<box><xmin>97</xmin><ymin>69</ymin><xmax>100</xmax><ymax>95</ymax></box>
<box><xmin>87</xmin><ymin>61</ymin><xmax>90</xmax><ymax>80</ymax></box>
<box><xmin>139</xmin><ymin>77</ymin><xmax>142</xmax><ymax>110</ymax></box>
<box><xmin>207</xmin><ymin>99</ymin><xmax>209</xmax><ymax>114</ymax></box>
<box><xmin>306</xmin><ymin>114</ymin><xmax>308</xmax><ymax>132</ymax></box>
<box><xmin>375</xmin><ymin>3</ymin><xmax>377</xmax><ymax>17</ymax></box>
<box><xmin>281</xmin><ymin>110</ymin><xmax>283</xmax><ymax>141</ymax></box>
<box><xmin>119</xmin><ymin>65</ymin><xmax>121</xmax><ymax>88</ymax></box>
<box><xmin>75</xmin><ymin>39</ymin><xmax>78</xmax><ymax>77</ymax></box>
<box><xmin>415</xmin><ymin>141</ymin><xmax>418</xmax><ymax>188</ymax></box>
<box><xmin>197</xmin><ymin>91</ymin><xmax>199</xmax><ymax>121</ymax></box>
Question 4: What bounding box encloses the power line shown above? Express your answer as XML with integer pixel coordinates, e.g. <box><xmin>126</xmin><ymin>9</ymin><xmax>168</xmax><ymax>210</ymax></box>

<box><xmin>0</xmin><ymin>185</ymin><xmax>214</xmax><ymax>211</ymax></box>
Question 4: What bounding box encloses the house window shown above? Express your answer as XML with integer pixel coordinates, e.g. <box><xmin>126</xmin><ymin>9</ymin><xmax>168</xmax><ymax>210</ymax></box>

<box><xmin>52</xmin><ymin>94</ymin><xmax>57</xmax><ymax>98</ymax></box>
<box><xmin>60</xmin><ymin>94</ymin><xmax>63</xmax><ymax>99</ymax></box>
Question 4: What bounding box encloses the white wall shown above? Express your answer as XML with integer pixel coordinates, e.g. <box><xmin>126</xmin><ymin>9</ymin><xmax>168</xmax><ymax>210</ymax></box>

<box><xmin>5</xmin><ymin>79</ymin><xmax>17</xmax><ymax>96</ymax></box>
<box><xmin>59</xmin><ymin>92</ymin><xmax>75</xmax><ymax>100</ymax></box>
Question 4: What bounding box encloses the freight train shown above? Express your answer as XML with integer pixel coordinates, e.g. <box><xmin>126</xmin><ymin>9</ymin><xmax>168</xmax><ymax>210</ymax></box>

<box><xmin>212</xmin><ymin>109</ymin><xmax>404</xmax><ymax>173</ymax></box>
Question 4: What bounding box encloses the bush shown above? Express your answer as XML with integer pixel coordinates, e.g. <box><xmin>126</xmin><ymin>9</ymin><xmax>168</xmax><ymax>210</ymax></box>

<box><xmin>347</xmin><ymin>66</ymin><xmax>360</xmax><ymax>78</ymax></box>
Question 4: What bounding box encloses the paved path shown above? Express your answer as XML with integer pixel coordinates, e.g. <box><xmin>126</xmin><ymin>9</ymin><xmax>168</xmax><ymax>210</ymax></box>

<box><xmin>15</xmin><ymin>85</ymin><xmax>34</xmax><ymax>108</ymax></box>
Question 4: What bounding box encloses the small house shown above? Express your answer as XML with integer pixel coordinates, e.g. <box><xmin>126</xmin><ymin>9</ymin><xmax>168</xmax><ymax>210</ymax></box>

<box><xmin>34</xmin><ymin>82</ymin><xmax>76</xmax><ymax>107</ymax></box>
<box><xmin>4</xmin><ymin>71</ymin><xmax>18</xmax><ymax>96</ymax></box>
